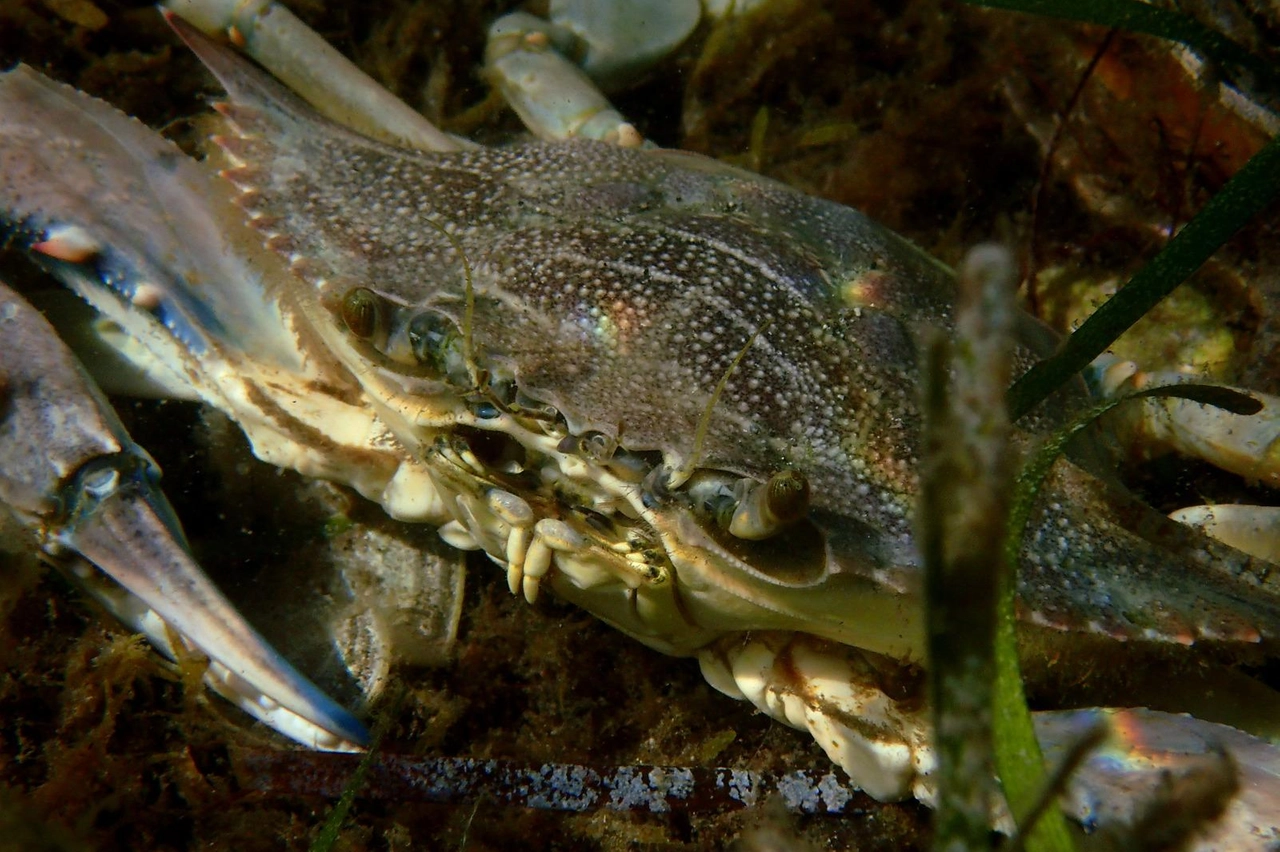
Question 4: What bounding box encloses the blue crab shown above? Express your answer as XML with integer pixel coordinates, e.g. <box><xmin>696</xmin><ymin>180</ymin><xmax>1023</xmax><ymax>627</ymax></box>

<box><xmin>4</xmin><ymin>0</ymin><xmax>1280</xmax><ymax>845</ymax></box>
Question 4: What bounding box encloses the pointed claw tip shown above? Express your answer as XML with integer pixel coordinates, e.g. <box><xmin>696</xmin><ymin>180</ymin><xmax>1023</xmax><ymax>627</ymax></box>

<box><xmin>322</xmin><ymin>709</ymin><xmax>370</xmax><ymax>750</ymax></box>
<box><xmin>31</xmin><ymin>223</ymin><xmax>101</xmax><ymax>262</ymax></box>
<box><xmin>161</xmin><ymin>7</ymin><xmax>199</xmax><ymax>43</ymax></box>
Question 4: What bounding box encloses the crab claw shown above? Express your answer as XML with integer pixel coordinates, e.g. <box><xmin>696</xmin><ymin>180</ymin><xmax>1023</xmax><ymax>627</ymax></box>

<box><xmin>0</xmin><ymin>278</ymin><xmax>368</xmax><ymax>741</ymax></box>
<box><xmin>0</xmin><ymin>59</ymin><xmax>377</xmax><ymax>749</ymax></box>
<box><xmin>0</xmin><ymin>280</ymin><xmax>367</xmax><ymax>750</ymax></box>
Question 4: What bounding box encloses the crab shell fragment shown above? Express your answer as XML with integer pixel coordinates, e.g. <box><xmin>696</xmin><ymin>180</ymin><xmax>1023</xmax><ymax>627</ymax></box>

<box><xmin>3</xmin><ymin>5</ymin><xmax>1280</xmax><ymax>846</ymax></box>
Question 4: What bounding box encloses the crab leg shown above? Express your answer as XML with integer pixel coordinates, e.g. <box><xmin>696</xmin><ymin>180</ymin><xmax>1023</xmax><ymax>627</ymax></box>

<box><xmin>1088</xmin><ymin>355</ymin><xmax>1280</xmax><ymax>561</ymax></box>
<box><xmin>0</xmin><ymin>280</ymin><xmax>367</xmax><ymax>750</ymax></box>
<box><xmin>1170</xmin><ymin>504</ymin><xmax>1280</xmax><ymax>563</ymax></box>
<box><xmin>171</xmin><ymin>0</ymin><xmax>692</xmax><ymax>148</ymax></box>
<box><xmin>697</xmin><ymin>632</ymin><xmax>935</xmax><ymax>804</ymax></box>
<box><xmin>1090</xmin><ymin>355</ymin><xmax>1280</xmax><ymax>489</ymax></box>
<box><xmin>484</xmin><ymin>0</ymin><xmax>711</xmax><ymax>146</ymax></box>
<box><xmin>700</xmin><ymin>632</ymin><xmax>1280</xmax><ymax>845</ymax></box>
<box><xmin>485</xmin><ymin>11</ymin><xmax>649</xmax><ymax>147</ymax></box>
<box><xmin>163</xmin><ymin>0</ymin><xmax>470</xmax><ymax>152</ymax></box>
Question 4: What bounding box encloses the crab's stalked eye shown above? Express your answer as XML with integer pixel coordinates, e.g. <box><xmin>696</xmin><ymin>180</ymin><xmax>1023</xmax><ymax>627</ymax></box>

<box><xmin>680</xmin><ymin>469</ymin><xmax>827</xmax><ymax>584</ymax></box>
<box><xmin>341</xmin><ymin>287</ymin><xmax>383</xmax><ymax>339</ymax></box>
<box><xmin>727</xmin><ymin>469</ymin><xmax>810</xmax><ymax>540</ymax></box>
<box><xmin>680</xmin><ymin>469</ymin><xmax>812</xmax><ymax>542</ymax></box>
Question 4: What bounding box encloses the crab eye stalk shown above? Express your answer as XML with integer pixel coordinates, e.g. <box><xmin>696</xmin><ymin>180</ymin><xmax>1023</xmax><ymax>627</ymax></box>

<box><xmin>340</xmin><ymin>287</ymin><xmax>383</xmax><ymax>339</ymax></box>
<box><xmin>727</xmin><ymin>469</ymin><xmax>810</xmax><ymax>540</ymax></box>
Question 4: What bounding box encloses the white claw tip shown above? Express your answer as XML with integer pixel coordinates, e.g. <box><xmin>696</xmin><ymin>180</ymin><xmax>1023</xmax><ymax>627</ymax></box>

<box><xmin>32</xmin><ymin>224</ymin><xmax>101</xmax><ymax>263</ymax></box>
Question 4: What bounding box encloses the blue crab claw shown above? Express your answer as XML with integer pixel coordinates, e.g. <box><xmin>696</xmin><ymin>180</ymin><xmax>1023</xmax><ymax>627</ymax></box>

<box><xmin>0</xmin><ymin>52</ymin><xmax>378</xmax><ymax>750</ymax></box>
<box><xmin>0</xmin><ymin>26</ymin><xmax>414</xmax><ymax>752</ymax></box>
<box><xmin>0</xmin><ymin>280</ymin><xmax>368</xmax><ymax>750</ymax></box>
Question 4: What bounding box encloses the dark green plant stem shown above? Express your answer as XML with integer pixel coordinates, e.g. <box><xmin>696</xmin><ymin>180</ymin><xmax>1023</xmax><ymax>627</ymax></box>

<box><xmin>1003</xmin><ymin>723</ymin><xmax>1107</xmax><ymax>852</ymax></box>
<box><xmin>311</xmin><ymin>687</ymin><xmax>403</xmax><ymax>852</ymax></box>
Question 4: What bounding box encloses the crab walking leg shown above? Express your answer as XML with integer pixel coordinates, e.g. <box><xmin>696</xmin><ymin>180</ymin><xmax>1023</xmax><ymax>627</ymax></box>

<box><xmin>489</xmin><ymin>1</ymin><xmax>793</xmax><ymax>145</ymax></box>
<box><xmin>1170</xmin><ymin>504</ymin><xmax>1280</xmax><ymax>563</ymax></box>
<box><xmin>1089</xmin><ymin>355</ymin><xmax>1280</xmax><ymax>488</ymax></box>
<box><xmin>0</xmin><ymin>281</ymin><xmax>368</xmax><ymax>750</ymax></box>
<box><xmin>1039</xmin><ymin>708</ymin><xmax>1280</xmax><ymax>846</ymax></box>
<box><xmin>486</xmin><ymin>12</ymin><xmax>650</xmax><ymax>146</ymax></box>
<box><xmin>542</xmin><ymin>0</ymin><xmax>703</xmax><ymax>92</ymax></box>
<box><xmin>162</xmin><ymin>2</ymin><xmax>469</xmax><ymax>153</ymax></box>
<box><xmin>1088</xmin><ymin>356</ymin><xmax>1280</xmax><ymax>561</ymax></box>
<box><xmin>697</xmin><ymin>632</ymin><xmax>935</xmax><ymax>804</ymax></box>
<box><xmin>699</xmin><ymin>634</ymin><xmax>1280</xmax><ymax>845</ymax></box>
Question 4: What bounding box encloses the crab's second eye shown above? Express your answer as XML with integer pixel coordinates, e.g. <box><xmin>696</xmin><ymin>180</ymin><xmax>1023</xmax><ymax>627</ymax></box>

<box><xmin>404</xmin><ymin>310</ymin><xmax>472</xmax><ymax>386</ymax></box>
<box><xmin>407</xmin><ymin>311</ymin><xmax>457</xmax><ymax>370</ymax></box>
<box><xmin>341</xmin><ymin>287</ymin><xmax>383</xmax><ymax>339</ymax></box>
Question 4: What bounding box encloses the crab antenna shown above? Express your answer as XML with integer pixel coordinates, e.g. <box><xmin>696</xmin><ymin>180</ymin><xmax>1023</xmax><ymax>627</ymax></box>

<box><xmin>458</xmin><ymin>235</ymin><xmax>477</xmax><ymax>386</ymax></box>
<box><xmin>418</xmin><ymin>217</ymin><xmax>479</xmax><ymax>387</ymax></box>
<box><xmin>667</xmin><ymin>321</ymin><xmax>771</xmax><ymax>490</ymax></box>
